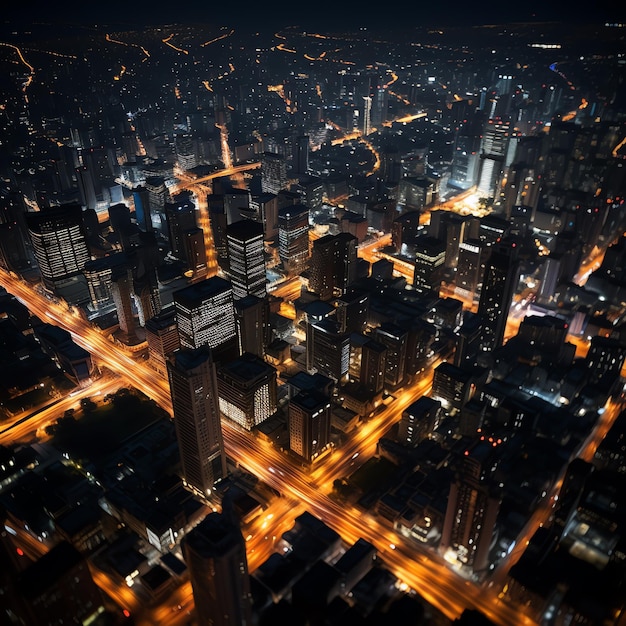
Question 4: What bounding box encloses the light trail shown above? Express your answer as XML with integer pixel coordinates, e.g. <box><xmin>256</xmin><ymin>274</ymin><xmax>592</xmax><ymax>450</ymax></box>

<box><xmin>201</xmin><ymin>29</ymin><xmax>234</xmax><ymax>47</ymax></box>
<box><xmin>0</xmin><ymin>41</ymin><xmax>35</xmax><ymax>90</ymax></box>
<box><xmin>162</xmin><ymin>34</ymin><xmax>188</xmax><ymax>55</ymax></box>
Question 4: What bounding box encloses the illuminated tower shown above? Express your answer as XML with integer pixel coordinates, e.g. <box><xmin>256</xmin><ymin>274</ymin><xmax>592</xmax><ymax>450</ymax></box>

<box><xmin>173</xmin><ymin>276</ymin><xmax>238</xmax><ymax>361</ymax></box>
<box><xmin>165</xmin><ymin>191</ymin><xmax>197</xmax><ymax>262</ymax></box>
<box><xmin>226</xmin><ymin>220</ymin><xmax>267</xmax><ymax>300</ymax></box>
<box><xmin>167</xmin><ymin>346</ymin><xmax>227</xmax><ymax>500</ymax></box>
<box><xmin>477</xmin><ymin>238</ymin><xmax>520</xmax><ymax>354</ymax></box>
<box><xmin>278</xmin><ymin>204</ymin><xmax>310</xmax><ymax>275</ymax></box>
<box><xmin>217</xmin><ymin>352</ymin><xmax>277</xmax><ymax>430</ymax></box>
<box><xmin>261</xmin><ymin>151</ymin><xmax>288</xmax><ymax>194</ymax></box>
<box><xmin>26</xmin><ymin>203</ymin><xmax>91</xmax><ymax>305</ymax></box>
<box><xmin>362</xmin><ymin>96</ymin><xmax>372</xmax><ymax>135</ymax></box>
<box><xmin>288</xmin><ymin>389</ymin><xmax>331</xmax><ymax>463</ymax></box>
<box><xmin>182</xmin><ymin>510</ymin><xmax>253</xmax><ymax>626</ymax></box>
<box><xmin>308</xmin><ymin>232</ymin><xmax>358</xmax><ymax>301</ymax></box>
<box><xmin>440</xmin><ymin>442</ymin><xmax>501</xmax><ymax>573</ymax></box>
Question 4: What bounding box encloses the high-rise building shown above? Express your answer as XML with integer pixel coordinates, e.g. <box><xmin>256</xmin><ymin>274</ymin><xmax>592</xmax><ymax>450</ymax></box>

<box><xmin>306</xmin><ymin>318</ymin><xmax>350</xmax><ymax>383</ymax></box>
<box><xmin>167</xmin><ymin>346</ymin><xmax>227</xmax><ymax>500</ymax></box>
<box><xmin>26</xmin><ymin>203</ymin><xmax>91</xmax><ymax>305</ymax></box>
<box><xmin>165</xmin><ymin>191</ymin><xmax>197</xmax><ymax>262</ymax></box>
<box><xmin>293</xmin><ymin>134</ymin><xmax>310</xmax><ymax>174</ymax></box>
<box><xmin>476</xmin><ymin>120</ymin><xmax>510</xmax><ymax>200</ymax></box>
<box><xmin>235</xmin><ymin>294</ymin><xmax>269</xmax><ymax>358</ymax></box>
<box><xmin>183</xmin><ymin>227</ymin><xmax>208</xmax><ymax>282</ymax></box>
<box><xmin>145</xmin><ymin>176</ymin><xmax>169</xmax><ymax>212</ymax></box>
<box><xmin>278</xmin><ymin>204</ymin><xmax>310</xmax><ymax>275</ymax></box>
<box><xmin>145</xmin><ymin>306</ymin><xmax>180</xmax><ymax>377</ymax></box>
<box><xmin>456</xmin><ymin>239</ymin><xmax>487</xmax><ymax>299</ymax></box>
<box><xmin>14</xmin><ymin>541</ymin><xmax>105</xmax><ymax>625</ymax></box>
<box><xmin>372</xmin><ymin>323</ymin><xmax>407</xmax><ymax>391</ymax></box>
<box><xmin>309</xmin><ymin>232</ymin><xmax>358</xmax><ymax>301</ymax></box>
<box><xmin>288</xmin><ymin>389</ymin><xmax>332</xmax><ymax>463</ymax></box>
<box><xmin>261</xmin><ymin>151</ymin><xmax>288</xmax><ymax>194</ymax></box>
<box><xmin>255</xmin><ymin>193</ymin><xmax>279</xmax><ymax>240</ymax></box>
<box><xmin>477</xmin><ymin>238</ymin><xmax>520</xmax><ymax>353</ymax></box>
<box><xmin>412</xmin><ymin>235</ymin><xmax>446</xmax><ymax>294</ymax></box>
<box><xmin>182</xmin><ymin>510</ymin><xmax>253</xmax><ymax>626</ymax></box>
<box><xmin>398</xmin><ymin>396</ymin><xmax>442</xmax><ymax>446</ymax></box>
<box><xmin>440</xmin><ymin>442</ymin><xmax>502</xmax><ymax>573</ymax></box>
<box><xmin>75</xmin><ymin>164</ymin><xmax>98</xmax><ymax>210</ymax></box>
<box><xmin>132</xmin><ymin>185</ymin><xmax>153</xmax><ymax>232</ymax></box>
<box><xmin>173</xmin><ymin>276</ymin><xmax>238</xmax><ymax>360</ymax></box>
<box><xmin>217</xmin><ymin>352</ymin><xmax>277</xmax><ymax>430</ymax></box>
<box><xmin>111</xmin><ymin>265</ymin><xmax>137</xmax><ymax>341</ymax></box>
<box><xmin>226</xmin><ymin>220</ymin><xmax>267</xmax><ymax>300</ymax></box>
<box><xmin>359</xmin><ymin>338</ymin><xmax>387</xmax><ymax>394</ymax></box>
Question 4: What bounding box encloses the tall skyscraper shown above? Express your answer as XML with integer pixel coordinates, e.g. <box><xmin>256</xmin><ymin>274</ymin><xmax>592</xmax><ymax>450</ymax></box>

<box><xmin>412</xmin><ymin>234</ymin><xmax>446</xmax><ymax>294</ymax></box>
<box><xmin>440</xmin><ymin>442</ymin><xmax>501</xmax><ymax>573</ymax></box>
<box><xmin>217</xmin><ymin>352</ymin><xmax>277</xmax><ymax>430</ymax></box>
<box><xmin>235</xmin><ymin>294</ymin><xmax>269</xmax><ymax>358</ymax></box>
<box><xmin>173</xmin><ymin>276</ymin><xmax>238</xmax><ymax>360</ymax></box>
<box><xmin>306</xmin><ymin>318</ymin><xmax>350</xmax><ymax>384</ymax></box>
<box><xmin>26</xmin><ymin>203</ymin><xmax>91</xmax><ymax>305</ymax></box>
<box><xmin>288</xmin><ymin>389</ymin><xmax>332</xmax><ymax>463</ymax></box>
<box><xmin>309</xmin><ymin>232</ymin><xmax>358</xmax><ymax>301</ymax></box>
<box><xmin>167</xmin><ymin>346</ymin><xmax>227</xmax><ymax>500</ymax></box>
<box><xmin>477</xmin><ymin>238</ymin><xmax>520</xmax><ymax>353</ymax></box>
<box><xmin>261</xmin><ymin>151</ymin><xmax>288</xmax><ymax>194</ymax></box>
<box><xmin>165</xmin><ymin>191</ymin><xmax>197</xmax><ymax>262</ymax></box>
<box><xmin>278</xmin><ymin>204</ymin><xmax>310</xmax><ymax>275</ymax></box>
<box><xmin>183</xmin><ymin>227</ymin><xmax>208</xmax><ymax>282</ymax></box>
<box><xmin>477</xmin><ymin>120</ymin><xmax>510</xmax><ymax>200</ymax></box>
<box><xmin>226</xmin><ymin>220</ymin><xmax>267</xmax><ymax>300</ymax></box>
<box><xmin>182</xmin><ymin>510</ymin><xmax>253</xmax><ymax>626</ymax></box>
<box><xmin>145</xmin><ymin>306</ymin><xmax>180</xmax><ymax>377</ymax></box>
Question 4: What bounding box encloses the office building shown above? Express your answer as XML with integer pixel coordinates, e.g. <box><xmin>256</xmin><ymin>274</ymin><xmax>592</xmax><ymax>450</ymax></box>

<box><xmin>167</xmin><ymin>346</ymin><xmax>227</xmax><ymax>500</ymax></box>
<box><xmin>308</xmin><ymin>232</ymin><xmax>358</xmax><ymax>301</ymax></box>
<box><xmin>431</xmin><ymin>362</ymin><xmax>481</xmax><ymax>411</ymax></box>
<box><xmin>111</xmin><ymin>265</ymin><xmax>138</xmax><ymax>341</ymax></box>
<box><xmin>456</xmin><ymin>239</ymin><xmax>487</xmax><ymax>298</ymax></box>
<box><xmin>235</xmin><ymin>294</ymin><xmax>269</xmax><ymax>358</ymax></box>
<box><xmin>26</xmin><ymin>203</ymin><xmax>91</xmax><ymax>305</ymax></box>
<box><xmin>359</xmin><ymin>338</ymin><xmax>387</xmax><ymax>394</ymax></box>
<box><xmin>226</xmin><ymin>219</ymin><xmax>267</xmax><ymax>300</ymax></box>
<box><xmin>182</xmin><ymin>511</ymin><xmax>253</xmax><ymax>626</ymax></box>
<box><xmin>477</xmin><ymin>120</ymin><xmax>510</xmax><ymax>200</ymax></box>
<box><xmin>398</xmin><ymin>396</ymin><xmax>442</xmax><ymax>446</ymax></box>
<box><xmin>165</xmin><ymin>191</ymin><xmax>197</xmax><ymax>262</ymax></box>
<box><xmin>288</xmin><ymin>389</ymin><xmax>332</xmax><ymax>463</ymax></box>
<box><xmin>477</xmin><ymin>238</ymin><xmax>520</xmax><ymax>353</ymax></box>
<box><xmin>183</xmin><ymin>227</ymin><xmax>208</xmax><ymax>282</ymax></box>
<box><xmin>132</xmin><ymin>185</ymin><xmax>153</xmax><ymax>232</ymax></box>
<box><xmin>145</xmin><ymin>176</ymin><xmax>169</xmax><ymax>212</ymax></box>
<box><xmin>293</xmin><ymin>134</ymin><xmax>310</xmax><ymax>174</ymax></box>
<box><xmin>440</xmin><ymin>442</ymin><xmax>502</xmax><ymax>573</ymax></box>
<box><xmin>306</xmin><ymin>318</ymin><xmax>350</xmax><ymax>384</ymax></box>
<box><xmin>146</xmin><ymin>306</ymin><xmax>180</xmax><ymax>377</ymax></box>
<box><xmin>413</xmin><ymin>235</ymin><xmax>446</xmax><ymax>294</ymax></box>
<box><xmin>372</xmin><ymin>323</ymin><xmax>408</xmax><ymax>391</ymax></box>
<box><xmin>173</xmin><ymin>276</ymin><xmax>238</xmax><ymax>360</ymax></box>
<box><xmin>278</xmin><ymin>204</ymin><xmax>310</xmax><ymax>275</ymax></box>
<box><xmin>217</xmin><ymin>352</ymin><xmax>277</xmax><ymax>430</ymax></box>
<box><xmin>261</xmin><ymin>151</ymin><xmax>288</xmax><ymax>194</ymax></box>
<box><xmin>15</xmin><ymin>541</ymin><xmax>105</xmax><ymax>626</ymax></box>
<box><xmin>333</xmin><ymin>288</ymin><xmax>369</xmax><ymax>334</ymax></box>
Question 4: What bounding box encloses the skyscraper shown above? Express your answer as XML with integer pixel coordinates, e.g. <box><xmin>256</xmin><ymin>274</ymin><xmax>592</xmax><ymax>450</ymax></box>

<box><xmin>167</xmin><ymin>346</ymin><xmax>227</xmax><ymax>500</ymax></box>
<box><xmin>226</xmin><ymin>219</ymin><xmax>267</xmax><ymax>300</ymax></box>
<box><xmin>165</xmin><ymin>191</ymin><xmax>197</xmax><ymax>262</ymax></box>
<box><xmin>477</xmin><ymin>238</ymin><xmax>520</xmax><ymax>353</ymax></box>
<box><xmin>26</xmin><ymin>203</ymin><xmax>91</xmax><ymax>305</ymax></box>
<box><xmin>173</xmin><ymin>276</ymin><xmax>238</xmax><ymax>360</ymax></box>
<box><xmin>308</xmin><ymin>232</ymin><xmax>358</xmax><ymax>301</ymax></box>
<box><xmin>261</xmin><ymin>151</ymin><xmax>288</xmax><ymax>194</ymax></box>
<box><xmin>412</xmin><ymin>234</ymin><xmax>446</xmax><ymax>294</ymax></box>
<box><xmin>288</xmin><ymin>389</ymin><xmax>331</xmax><ymax>463</ymax></box>
<box><xmin>217</xmin><ymin>352</ymin><xmax>277</xmax><ymax>430</ymax></box>
<box><xmin>182</xmin><ymin>510</ymin><xmax>253</xmax><ymax>626</ymax></box>
<box><xmin>278</xmin><ymin>204</ymin><xmax>310</xmax><ymax>275</ymax></box>
<box><xmin>440</xmin><ymin>442</ymin><xmax>501</xmax><ymax>573</ymax></box>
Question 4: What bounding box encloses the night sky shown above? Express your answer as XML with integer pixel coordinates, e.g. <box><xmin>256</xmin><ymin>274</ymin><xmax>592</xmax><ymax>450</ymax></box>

<box><xmin>2</xmin><ymin>0</ymin><xmax>625</xmax><ymax>33</ymax></box>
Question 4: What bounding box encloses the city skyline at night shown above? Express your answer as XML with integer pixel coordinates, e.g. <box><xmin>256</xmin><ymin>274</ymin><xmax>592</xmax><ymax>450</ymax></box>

<box><xmin>0</xmin><ymin>8</ymin><xmax>625</xmax><ymax>626</ymax></box>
